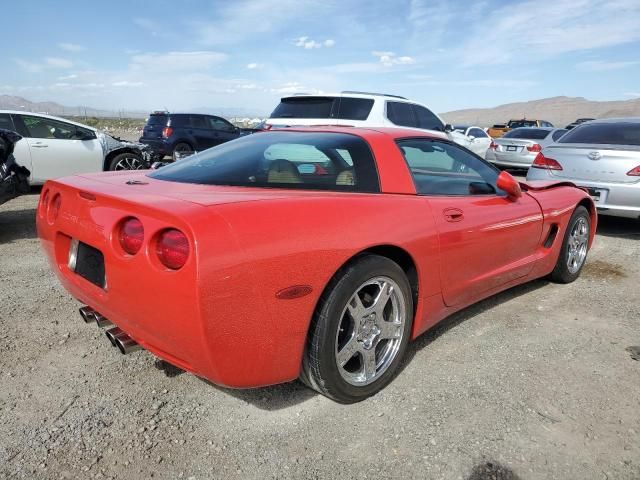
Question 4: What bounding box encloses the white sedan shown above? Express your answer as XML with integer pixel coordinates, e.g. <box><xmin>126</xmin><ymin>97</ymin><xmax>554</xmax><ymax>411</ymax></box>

<box><xmin>452</xmin><ymin>125</ymin><xmax>493</xmax><ymax>158</ymax></box>
<box><xmin>0</xmin><ymin>110</ymin><xmax>150</xmax><ymax>185</ymax></box>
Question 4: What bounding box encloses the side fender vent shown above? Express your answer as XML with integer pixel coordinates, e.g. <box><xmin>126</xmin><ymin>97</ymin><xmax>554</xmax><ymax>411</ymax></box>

<box><xmin>543</xmin><ymin>224</ymin><xmax>559</xmax><ymax>248</ymax></box>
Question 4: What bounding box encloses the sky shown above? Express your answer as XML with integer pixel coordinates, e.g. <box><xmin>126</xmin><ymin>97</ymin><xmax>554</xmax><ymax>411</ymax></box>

<box><xmin>2</xmin><ymin>0</ymin><xmax>640</xmax><ymax>115</ymax></box>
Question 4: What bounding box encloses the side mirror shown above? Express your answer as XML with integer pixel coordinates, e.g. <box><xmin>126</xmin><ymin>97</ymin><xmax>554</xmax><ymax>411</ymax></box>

<box><xmin>468</xmin><ymin>135</ymin><xmax>476</xmax><ymax>141</ymax></box>
<box><xmin>76</xmin><ymin>129</ymin><xmax>97</xmax><ymax>141</ymax></box>
<box><xmin>496</xmin><ymin>171</ymin><xmax>522</xmax><ymax>200</ymax></box>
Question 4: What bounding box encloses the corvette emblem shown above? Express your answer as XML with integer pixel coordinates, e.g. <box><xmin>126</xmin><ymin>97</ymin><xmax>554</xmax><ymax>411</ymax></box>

<box><xmin>587</xmin><ymin>151</ymin><xmax>601</xmax><ymax>161</ymax></box>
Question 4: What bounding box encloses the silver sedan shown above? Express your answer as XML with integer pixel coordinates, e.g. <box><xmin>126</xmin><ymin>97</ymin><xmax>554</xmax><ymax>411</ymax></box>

<box><xmin>526</xmin><ymin>118</ymin><xmax>640</xmax><ymax>219</ymax></box>
<box><xmin>486</xmin><ymin>127</ymin><xmax>567</xmax><ymax>168</ymax></box>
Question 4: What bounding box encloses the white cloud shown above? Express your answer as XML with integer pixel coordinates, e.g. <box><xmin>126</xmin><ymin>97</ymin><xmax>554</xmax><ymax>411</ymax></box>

<box><xmin>577</xmin><ymin>60</ymin><xmax>640</xmax><ymax>71</ymax></box>
<box><xmin>236</xmin><ymin>83</ymin><xmax>258</xmax><ymax>89</ymax></box>
<box><xmin>372</xmin><ymin>51</ymin><xmax>416</xmax><ymax>67</ymax></box>
<box><xmin>324</xmin><ymin>39</ymin><xmax>335</xmax><ymax>47</ymax></box>
<box><xmin>58</xmin><ymin>74</ymin><xmax>78</xmax><ymax>80</ymax></box>
<box><xmin>15</xmin><ymin>59</ymin><xmax>43</xmax><ymax>73</ymax></box>
<box><xmin>58</xmin><ymin>42</ymin><xmax>85</xmax><ymax>52</ymax></box>
<box><xmin>130</xmin><ymin>51</ymin><xmax>227</xmax><ymax>71</ymax></box>
<box><xmin>294</xmin><ymin>36</ymin><xmax>335</xmax><ymax>49</ymax></box>
<box><xmin>271</xmin><ymin>81</ymin><xmax>322</xmax><ymax>94</ymax></box>
<box><xmin>112</xmin><ymin>81</ymin><xmax>145</xmax><ymax>87</ymax></box>
<box><xmin>247</xmin><ymin>63</ymin><xmax>263</xmax><ymax>69</ymax></box>
<box><xmin>624</xmin><ymin>92</ymin><xmax>640</xmax><ymax>97</ymax></box>
<box><xmin>45</xmin><ymin>57</ymin><xmax>73</xmax><ymax>68</ymax></box>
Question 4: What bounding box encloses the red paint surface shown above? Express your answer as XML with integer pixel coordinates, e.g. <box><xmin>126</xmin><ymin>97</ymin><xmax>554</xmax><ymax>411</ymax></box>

<box><xmin>36</xmin><ymin>127</ymin><xmax>596</xmax><ymax>388</ymax></box>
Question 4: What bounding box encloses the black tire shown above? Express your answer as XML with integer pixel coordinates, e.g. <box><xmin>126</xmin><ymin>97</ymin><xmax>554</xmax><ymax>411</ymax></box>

<box><xmin>549</xmin><ymin>206</ymin><xmax>591</xmax><ymax>283</ymax></box>
<box><xmin>301</xmin><ymin>254</ymin><xmax>414</xmax><ymax>403</ymax></box>
<box><xmin>108</xmin><ymin>152</ymin><xmax>145</xmax><ymax>171</ymax></box>
<box><xmin>172</xmin><ymin>142</ymin><xmax>194</xmax><ymax>161</ymax></box>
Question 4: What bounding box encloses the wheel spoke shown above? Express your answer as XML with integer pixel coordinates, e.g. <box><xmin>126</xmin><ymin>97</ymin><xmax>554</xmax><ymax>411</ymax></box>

<box><xmin>361</xmin><ymin>349</ymin><xmax>377</xmax><ymax>381</ymax></box>
<box><xmin>378</xmin><ymin>320</ymin><xmax>402</xmax><ymax>340</ymax></box>
<box><xmin>347</xmin><ymin>293</ymin><xmax>367</xmax><ymax>320</ymax></box>
<box><xmin>372</xmin><ymin>281</ymin><xmax>393</xmax><ymax>315</ymax></box>
<box><xmin>336</xmin><ymin>335</ymin><xmax>359</xmax><ymax>366</ymax></box>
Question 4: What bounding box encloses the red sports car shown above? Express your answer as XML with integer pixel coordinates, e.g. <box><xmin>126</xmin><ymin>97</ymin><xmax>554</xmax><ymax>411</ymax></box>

<box><xmin>37</xmin><ymin>127</ymin><xmax>596</xmax><ymax>403</ymax></box>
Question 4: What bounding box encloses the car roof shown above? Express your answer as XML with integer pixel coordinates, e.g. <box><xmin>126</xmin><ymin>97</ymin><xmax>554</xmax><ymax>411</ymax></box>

<box><xmin>509</xmin><ymin>126</ymin><xmax>555</xmax><ymax>131</ymax></box>
<box><xmin>0</xmin><ymin>109</ymin><xmax>98</xmax><ymax>132</ymax></box>
<box><xmin>581</xmin><ymin>117</ymin><xmax>640</xmax><ymax>124</ymax></box>
<box><xmin>264</xmin><ymin>125</ymin><xmax>446</xmax><ymax>140</ymax></box>
<box><xmin>280</xmin><ymin>92</ymin><xmax>413</xmax><ymax>102</ymax></box>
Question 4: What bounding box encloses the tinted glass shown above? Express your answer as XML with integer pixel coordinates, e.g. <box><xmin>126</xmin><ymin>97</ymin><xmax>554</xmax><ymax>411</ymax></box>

<box><xmin>271</xmin><ymin>97</ymin><xmax>335</xmax><ymax>118</ymax></box>
<box><xmin>551</xmin><ymin>129</ymin><xmax>567</xmax><ymax>141</ymax></box>
<box><xmin>336</xmin><ymin>98</ymin><xmax>374</xmax><ymax>120</ymax></box>
<box><xmin>386</xmin><ymin>102</ymin><xmax>416</xmax><ymax>127</ymax></box>
<box><xmin>508</xmin><ymin>120</ymin><xmax>537</xmax><ymax>128</ymax></box>
<box><xmin>558</xmin><ymin>123</ymin><xmax>640</xmax><ymax>146</ymax></box>
<box><xmin>22</xmin><ymin>115</ymin><xmax>83</xmax><ymax>139</ymax></box>
<box><xmin>503</xmin><ymin>128</ymin><xmax>550</xmax><ymax>140</ymax></box>
<box><xmin>0</xmin><ymin>114</ymin><xmax>14</xmax><ymax>131</ymax></box>
<box><xmin>397</xmin><ymin>139</ymin><xmax>501</xmax><ymax>196</ymax></box>
<box><xmin>190</xmin><ymin>115</ymin><xmax>207</xmax><ymax>128</ymax></box>
<box><xmin>413</xmin><ymin>105</ymin><xmax>444</xmax><ymax>130</ymax></box>
<box><xmin>169</xmin><ymin>115</ymin><xmax>191</xmax><ymax>127</ymax></box>
<box><xmin>209</xmin><ymin>117</ymin><xmax>235</xmax><ymax>131</ymax></box>
<box><xmin>470</xmin><ymin>128</ymin><xmax>487</xmax><ymax>138</ymax></box>
<box><xmin>149</xmin><ymin>131</ymin><xmax>379</xmax><ymax>192</ymax></box>
<box><xmin>147</xmin><ymin>114</ymin><xmax>168</xmax><ymax>126</ymax></box>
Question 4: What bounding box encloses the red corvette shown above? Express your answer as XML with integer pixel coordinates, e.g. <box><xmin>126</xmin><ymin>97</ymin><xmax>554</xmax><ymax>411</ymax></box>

<box><xmin>37</xmin><ymin>127</ymin><xmax>596</xmax><ymax>403</ymax></box>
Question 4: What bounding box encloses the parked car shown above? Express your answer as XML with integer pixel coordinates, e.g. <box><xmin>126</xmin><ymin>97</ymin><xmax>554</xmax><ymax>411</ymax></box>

<box><xmin>0</xmin><ymin>129</ymin><xmax>30</xmax><ymax>206</ymax></box>
<box><xmin>38</xmin><ymin>126</ymin><xmax>596</xmax><ymax>403</ymax></box>
<box><xmin>139</xmin><ymin>111</ymin><xmax>255</xmax><ymax>161</ymax></box>
<box><xmin>565</xmin><ymin>118</ymin><xmax>595</xmax><ymax>130</ymax></box>
<box><xmin>264</xmin><ymin>91</ymin><xmax>476</xmax><ymax>153</ymax></box>
<box><xmin>488</xmin><ymin>119</ymin><xmax>555</xmax><ymax>138</ymax></box>
<box><xmin>0</xmin><ymin>110</ymin><xmax>151</xmax><ymax>185</ymax></box>
<box><xmin>527</xmin><ymin>118</ymin><xmax>640</xmax><ymax>219</ymax></box>
<box><xmin>452</xmin><ymin>125</ymin><xmax>493</xmax><ymax>157</ymax></box>
<box><xmin>486</xmin><ymin>127</ymin><xmax>568</xmax><ymax>168</ymax></box>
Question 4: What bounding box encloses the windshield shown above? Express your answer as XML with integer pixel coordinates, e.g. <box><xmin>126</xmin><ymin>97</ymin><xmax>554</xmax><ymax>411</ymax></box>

<box><xmin>503</xmin><ymin>128</ymin><xmax>550</xmax><ymax>140</ymax></box>
<box><xmin>558</xmin><ymin>123</ymin><xmax>640</xmax><ymax>146</ymax></box>
<box><xmin>148</xmin><ymin>131</ymin><xmax>380</xmax><ymax>192</ymax></box>
<box><xmin>146</xmin><ymin>114</ymin><xmax>168</xmax><ymax>126</ymax></box>
<box><xmin>508</xmin><ymin>120</ymin><xmax>536</xmax><ymax>128</ymax></box>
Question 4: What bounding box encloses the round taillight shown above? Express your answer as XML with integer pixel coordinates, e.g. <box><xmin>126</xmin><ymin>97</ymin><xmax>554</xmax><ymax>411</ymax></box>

<box><xmin>39</xmin><ymin>189</ymin><xmax>49</xmax><ymax>218</ymax></box>
<box><xmin>156</xmin><ymin>229</ymin><xmax>189</xmax><ymax>270</ymax></box>
<box><xmin>119</xmin><ymin>218</ymin><xmax>144</xmax><ymax>255</ymax></box>
<box><xmin>47</xmin><ymin>193</ymin><xmax>61</xmax><ymax>224</ymax></box>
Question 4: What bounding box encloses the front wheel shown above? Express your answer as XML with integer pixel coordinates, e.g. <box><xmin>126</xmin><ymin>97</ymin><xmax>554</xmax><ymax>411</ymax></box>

<box><xmin>549</xmin><ymin>206</ymin><xmax>591</xmax><ymax>283</ymax></box>
<box><xmin>108</xmin><ymin>153</ymin><xmax>145</xmax><ymax>171</ymax></box>
<box><xmin>301</xmin><ymin>255</ymin><xmax>414</xmax><ymax>403</ymax></box>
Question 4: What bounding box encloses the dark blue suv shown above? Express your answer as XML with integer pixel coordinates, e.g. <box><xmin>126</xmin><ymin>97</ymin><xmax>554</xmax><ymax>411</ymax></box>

<box><xmin>139</xmin><ymin>112</ymin><xmax>245</xmax><ymax>160</ymax></box>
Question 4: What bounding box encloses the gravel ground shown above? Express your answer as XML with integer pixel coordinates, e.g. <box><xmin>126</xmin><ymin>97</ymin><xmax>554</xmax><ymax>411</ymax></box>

<box><xmin>1</xmin><ymin>192</ymin><xmax>639</xmax><ymax>480</ymax></box>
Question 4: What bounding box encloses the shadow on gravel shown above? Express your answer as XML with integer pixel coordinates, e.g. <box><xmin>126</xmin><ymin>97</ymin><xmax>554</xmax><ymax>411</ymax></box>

<box><xmin>402</xmin><ymin>278</ymin><xmax>549</xmax><ymax>370</ymax></box>
<box><xmin>203</xmin><ymin>378</ymin><xmax>317</xmax><ymax>411</ymax></box>
<box><xmin>595</xmin><ymin>215</ymin><xmax>640</xmax><ymax>240</ymax></box>
<box><xmin>0</xmin><ymin>207</ymin><xmax>37</xmax><ymax>243</ymax></box>
<box><xmin>466</xmin><ymin>461</ymin><xmax>521</xmax><ymax>480</ymax></box>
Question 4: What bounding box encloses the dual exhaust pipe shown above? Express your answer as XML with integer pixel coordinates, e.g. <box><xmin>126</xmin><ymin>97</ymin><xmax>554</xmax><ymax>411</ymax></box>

<box><xmin>79</xmin><ymin>306</ymin><xmax>141</xmax><ymax>354</ymax></box>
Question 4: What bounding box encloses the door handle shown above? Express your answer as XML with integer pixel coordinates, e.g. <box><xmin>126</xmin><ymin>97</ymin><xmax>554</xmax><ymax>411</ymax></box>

<box><xmin>443</xmin><ymin>208</ymin><xmax>464</xmax><ymax>222</ymax></box>
<box><xmin>31</xmin><ymin>143</ymin><xmax>48</xmax><ymax>148</ymax></box>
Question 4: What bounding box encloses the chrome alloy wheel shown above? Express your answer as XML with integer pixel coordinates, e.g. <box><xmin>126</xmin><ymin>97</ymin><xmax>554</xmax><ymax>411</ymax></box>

<box><xmin>567</xmin><ymin>216</ymin><xmax>589</xmax><ymax>274</ymax></box>
<box><xmin>335</xmin><ymin>276</ymin><xmax>406</xmax><ymax>386</ymax></box>
<box><xmin>113</xmin><ymin>156</ymin><xmax>145</xmax><ymax>170</ymax></box>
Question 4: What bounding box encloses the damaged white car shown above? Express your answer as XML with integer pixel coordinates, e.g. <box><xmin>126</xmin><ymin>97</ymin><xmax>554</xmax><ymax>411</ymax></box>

<box><xmin>0</xmin><ymin>110</ymin><xmax>151</xmax><ymax>185</ymax></box>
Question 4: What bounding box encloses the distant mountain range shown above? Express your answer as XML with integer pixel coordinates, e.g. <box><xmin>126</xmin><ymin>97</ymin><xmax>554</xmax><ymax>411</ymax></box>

<box><xmin>3</xmin><ymin>94</ymin><xmax>640</xmax><ymax>127</ymax></box>
<box><xmin>441</xmin><ymin>96</ymin><xmax>640</xmax><ymax>128</ymax></box>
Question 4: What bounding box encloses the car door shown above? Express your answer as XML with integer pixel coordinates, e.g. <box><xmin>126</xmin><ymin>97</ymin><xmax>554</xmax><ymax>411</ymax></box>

<box><xmin>0</xmin><ymin>113</ymin><xmax>33</xmax><ymax>174</ymax></box>
<box><xmin>397</xmin><ymin>138</ymin><xmax>543</xmax><ymax>306</ymax></box>
<box><xmin>468</xmin><ymin>128</ymin><xmax>492</xmax><ymax>157</ymax></box>
<box><xmin>15</xmin><ymin>114</ymin><xmax>103</xmax><ymax>184</ymax></box>
<box><xmin>208</xmin><ymin>116</ymin><xmax>238</xmax><ymax>146</ymax></box>
<box><xmin>188</xmin><ymin>115</ymin><xmax>214</xmax><ymax>150</ymax></box>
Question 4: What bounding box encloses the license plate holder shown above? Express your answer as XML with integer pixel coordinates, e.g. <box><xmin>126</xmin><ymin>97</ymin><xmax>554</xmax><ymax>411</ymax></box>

<box><xmin>583</xmin><ymin>187</ymin><xmax>606</xmax><ymax>203</ymax></box>
<box><xmin>506</xmin><ymin>146</ymin><xmax>517</xmax><ymax>152</ymax></box>
<box><xmin>70</xmin><ymin>240</ymin><xmax>106</xmax><ymax>288</ymax></box>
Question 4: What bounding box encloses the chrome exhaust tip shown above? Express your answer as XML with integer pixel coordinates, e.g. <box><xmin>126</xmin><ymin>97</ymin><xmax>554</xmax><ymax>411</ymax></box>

<box><xmin>93</xmin><ymin>313</ymin><xmax>113</xmax><ymax>328</ymax></box>
<box><xmin>105</xmin><ymin>327</ymin><xmax>125</xmax><ymax>346</ymax></box>
<box><xmin>79</xmin><ymin>306</ymin><xmax>97</xmax><ymax>324</ymax></box>
<box><xmin>114</xmin><ymin>334</ymin><xmax>142</xmax><ymax>355</ymax></box>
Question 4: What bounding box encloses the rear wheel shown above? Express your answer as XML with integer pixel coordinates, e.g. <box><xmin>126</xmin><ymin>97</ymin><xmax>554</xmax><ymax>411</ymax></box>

<box><xmin>549</xmin><ymin>206</ymin><xmax>591</xmax><ymax>283</ymax></box>
<box><xmin>301</xmin><ymin>255</ymin><xmax>413</xmax><ymax>403</ymax></box>
<box><xmin>108</xmin><ymin>153</ymin><xmax>145</xmax><ymax>171</ymax></box>
<box><xmin>172</xmin><ymin>142</ymin><xmax>193</xmax><ymax>161</ymax></box>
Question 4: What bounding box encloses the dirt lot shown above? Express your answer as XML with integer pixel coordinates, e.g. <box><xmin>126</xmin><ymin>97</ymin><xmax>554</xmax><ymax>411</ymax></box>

<box><xmin>1</xmin><ymin>192</ymin><xmax>639</xmax><ymax>480</ymax></box>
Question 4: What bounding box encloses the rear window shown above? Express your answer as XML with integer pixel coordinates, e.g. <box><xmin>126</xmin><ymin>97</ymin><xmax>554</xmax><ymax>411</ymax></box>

<box><xmin>558</xmin><ymin>123</ymin><xmax>640</xmax><ymax>146</ymax></box>
<box><xmin>147</xmin><ymin>114</ymin><xmax>168</xmax><ymax>126</ymax></box>
<box><xmin>503</xmin><ymin>128</ymin><xmax>550</xmax><ymax>140</ymax></box>
<box><xmin>270</xmin><ymin>96</ymin><xmax>374</xmax><ymax>121</ymax></box>
<box><xmin>508</xmin><ymin>120</ymin><xmax>536</xmax><ymax>128</ymax></box>
<box><xmin>148</xmin><ymin>131</ymin><xmax>379</xmax><ymax>192</ymax></box>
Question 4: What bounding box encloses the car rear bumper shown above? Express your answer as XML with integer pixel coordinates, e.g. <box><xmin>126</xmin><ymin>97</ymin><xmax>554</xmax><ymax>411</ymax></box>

<box><xmin>527</xmin><ymin>168</ymin><xmax>640</xmax><ymax>218</ymax></box>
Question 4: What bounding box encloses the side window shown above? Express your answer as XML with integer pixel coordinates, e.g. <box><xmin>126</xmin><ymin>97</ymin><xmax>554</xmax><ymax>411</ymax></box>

<box><xmin>386</xmin><ymin>102</ymin><xmax>417</xmax><ymax>127</ymax></box>
<box><xmin>21</xmin><ymin>115</ymin><xmax>78</xmax><ymax>139</ymax></box>
<box><xmin>0</xmin><ymin>113</ymin><xmax>15</xmax><ymax>131</ymax></box>
<box><xmin>209</xmin><ymin>117</ymin><xmax>235</xmax><ymax>132</ymax></box>
<box><xmin>397</xmin><ymin>139</ymin><xmax>502</xmax><ymax>196</ymax></box>
<box><xmin>470</xmin><ymin>128</ymin><xmax>487</xmax><ymax>138</ymax></box>
<box><xmin>335</xmin><ymin>98</ymin><xmax>374</xmax><ymax>121</ymax></box>
<box><xmin>264</xmin><ymin>143</ymin><xmax>337</xmax><ymax>175</ymax></box>
<box><xmin>551</xmin><ymin>129</ymin><xmax>567</xmax><ymax>141</ymax></box>
<box><xmin>190</xmin><ymin>115</ymin><xmax>207</xmax><ymax>128</ymax></box>
<box><xmin>413</xmin><ymin>105</ymin><xmax>444</xmax><ymax>131</ymax></box>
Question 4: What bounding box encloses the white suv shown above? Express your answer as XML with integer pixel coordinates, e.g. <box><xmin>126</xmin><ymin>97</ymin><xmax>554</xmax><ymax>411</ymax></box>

<box><xmin>265</xmin><ymin>91</ymin><xmax>472</xmax><ymax>151</ymax></box>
